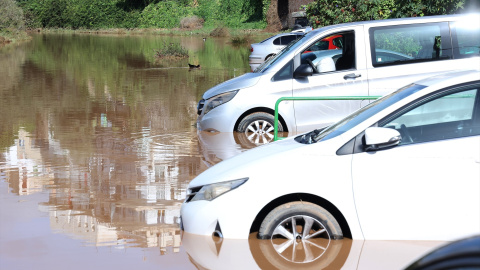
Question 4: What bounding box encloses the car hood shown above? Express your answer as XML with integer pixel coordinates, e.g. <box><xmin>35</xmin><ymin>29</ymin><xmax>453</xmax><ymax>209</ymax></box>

<box><xmin>188</xmin><ymin>137</ymin><xmax>310</xmax><ymax>188</ymax></box>
<box><xmin>202</xmin><ymin>72</ymin><xmax>262</xmax><ymax>100</ymax></box>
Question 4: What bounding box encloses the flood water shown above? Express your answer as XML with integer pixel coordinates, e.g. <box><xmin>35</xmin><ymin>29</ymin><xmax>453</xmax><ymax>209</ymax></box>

<box><xmin>0</xmin><ymin>34</ymin><xmax>446</xmax><ymax>269</ymax></box>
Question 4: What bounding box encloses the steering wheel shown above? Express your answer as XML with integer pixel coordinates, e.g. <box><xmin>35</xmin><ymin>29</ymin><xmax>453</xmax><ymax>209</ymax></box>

<box><xmin>400</xmin><ymin>124</ymin><xmax>413</xmax><ymax>143</ymax></box>
<box><xmin>306</xmin><ymin>59</ymin><xmax>319</xmax><ymax>73</ymax></box>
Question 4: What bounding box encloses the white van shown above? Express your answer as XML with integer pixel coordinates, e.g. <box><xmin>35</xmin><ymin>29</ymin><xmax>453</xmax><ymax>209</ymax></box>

<box><xmin>196</xmin><ymin>14</ymin><xmax>480</xmax><ymax>142</ymax></box>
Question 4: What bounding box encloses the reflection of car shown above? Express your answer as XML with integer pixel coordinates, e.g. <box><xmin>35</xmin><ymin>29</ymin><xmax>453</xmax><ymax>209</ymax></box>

<box><xmin>248</xmin><ymin>32</ymin><xmax>303</xmax><ymax>71</ymax></box>
<box><xmin>196</xmin><ymin>131</ymin><xmax>256</xmax><ymax>168</ymax></box>
<box><xmin>182</xmin><ymin>233</ymin><xmax>451</xmax><ymax>269</ymax></box>
<box><xmin>405</xmin><ymin>235</ymin><xmax>480</xmax><ymax>270</ymax></box>
<box><xmin>182</xmin><ymin>232</ymin><xmax>352</xmax><ymax>269</ymax></box>
<box><xmin>182</xmin><ymin>71</ymin><xmax>480</xmax><ymax>242</ymax></box>
<box><xmin>197</xmin><ymin>14</ymin><xmax>480</xmax><ymax>140</ymax></box>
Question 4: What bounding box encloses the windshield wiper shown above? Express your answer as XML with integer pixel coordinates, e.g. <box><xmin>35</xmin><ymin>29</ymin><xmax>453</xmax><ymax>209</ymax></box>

<box><xmin>295</xmin><ymin>128</ymin><xmax>323</xmax><ymax>144</ymax></box>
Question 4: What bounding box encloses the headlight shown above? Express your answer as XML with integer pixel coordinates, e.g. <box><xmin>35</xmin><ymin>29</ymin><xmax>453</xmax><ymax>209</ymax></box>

<box><xmin>189</xmin><ymin>178</ymin><xmax>248</xmax><ymax>202</ymax></box>
<box><xmin>203</xmin><ymin>90</ymin><xmax>238</xmax><ymax>115</ymax></box>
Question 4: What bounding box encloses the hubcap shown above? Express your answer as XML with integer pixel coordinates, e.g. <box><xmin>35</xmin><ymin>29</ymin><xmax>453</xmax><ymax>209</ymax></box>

<box><xmin>270</xmin><ymin>215</ymin><xmax>331</xmax><ymax>263</ymax></box>
<box><xmin>245</xmin><ymin>120</ymin><xmax>274</xmax><ymax>144</ymax></box>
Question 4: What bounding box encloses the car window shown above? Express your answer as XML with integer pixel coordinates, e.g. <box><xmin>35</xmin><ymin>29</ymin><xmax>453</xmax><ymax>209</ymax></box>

<box><xmin>310</xmin><ymin>84</ymin><xmax>427</xmax><ymax>143</ymax></box>
<box><xmin>281</xmin><ymin>35</ymin><xmax>301</xmax><ymax>45</ymax></box>
<box><xmin>370</xmin><ymin>22</ymin><xmax>452</xmax><ymax>67</ymax></box>
<box><xmin>273</xmin><ymin>37</ymin><xmax>282</xmax><ymax>45</ymax></box>
<box><xmin>380</xmin><ymin>87</ymin><xmax>479</xmax><ymax>145</ymax></box>
<box><xmin>300</xmin><ymin>31</ymin><xmax>354</xmax><ymax>74</ymax></box>
<box><xmin>375</xmin><ymin>50</ymin><xmax>413</xmax><ymax>63</ymax></box>
<box><xmin>272</xmin><ymin>60</ymin><xmax>293</xmax><ymax>81</ymax></box>
<box><xmin>451</xmin><ymin>19</ymin><xmax>480</xmax><ymax>58</ymax></box>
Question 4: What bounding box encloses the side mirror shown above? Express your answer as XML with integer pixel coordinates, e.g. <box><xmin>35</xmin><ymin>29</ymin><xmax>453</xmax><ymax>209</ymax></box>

<box><xmin>294</xmin><ymin>64</ymin><xmax>313</xmax><ymax>78</ymax></box>
<box><xmin>364</xmin><ymin>127</ymin><xmax>401</xmax><ymax>151</ymax></box>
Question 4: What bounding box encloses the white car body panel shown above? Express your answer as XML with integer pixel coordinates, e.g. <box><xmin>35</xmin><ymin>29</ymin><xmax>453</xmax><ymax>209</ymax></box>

<box><xmin>352</xmin><ymin>135</ymin><xmax>480</xmax><ymax>240</ymax></box>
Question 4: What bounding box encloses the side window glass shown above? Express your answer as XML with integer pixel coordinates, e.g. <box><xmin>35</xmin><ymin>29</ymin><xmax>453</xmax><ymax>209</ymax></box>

<box><xmin>370</xmin><ymin>22</ymin><xmax>452</xmax><ymax>67</ymax></box>
<box><xmin>451</xmin><ymin>19</ymin><xmax>480</xmax><ymax>58</ymax></box>
<box><xmin>273</xmin><ymin>37</ymin><xmax>281</xmax><ymax>46</ymax></box>
<box><xmin>272</xmin><ymin>60</ymin><xmax>293</xmax><ymax>81</ymax></box>
<box><xmin>300</xmin><ymin>31</ymin><xmax>354</xmax><ymax>74</ymax></box>
<box><xmin>380</xmin><ymin>88</ymin><xmax>479</xmax><ymax>145</ymax></box>
<box><xmin>281</xmin><ymin>35</ymin><xmax>299</xmax><ymax>45</ymax></box>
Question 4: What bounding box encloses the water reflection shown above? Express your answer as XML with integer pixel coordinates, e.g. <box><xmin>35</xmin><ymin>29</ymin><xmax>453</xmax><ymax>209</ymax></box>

<box><xmin>183</xmin><ymin>233</ymin><xmax>447</xmax><ymax>269</ymax></box>
<box><xmin>0</xmin><ymin>33</ymin><xmax>254</xmax><ymax>255</ymax></box>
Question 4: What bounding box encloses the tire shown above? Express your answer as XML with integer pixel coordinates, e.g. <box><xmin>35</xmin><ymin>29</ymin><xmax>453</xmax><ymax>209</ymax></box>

<box><xmin>236</xmin><ymin>112</ymin><xmax>283</xmax><ymax>145</ymax></box>
<box><xmin>258</xmin><ymin>202</ymin><xmax>343</xmax><ymax>240</ymax></box>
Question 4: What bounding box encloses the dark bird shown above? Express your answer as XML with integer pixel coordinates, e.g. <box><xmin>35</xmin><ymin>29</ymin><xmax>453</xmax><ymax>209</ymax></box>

<box><xmin>188</xmin><ymin>63</ymin><xmax>201</xmax><ymax>69</ymax></box>
<box><xmin>203</xmin><ymin>37</ymin><xmax>206</xmax><ymax>42</ymax></box>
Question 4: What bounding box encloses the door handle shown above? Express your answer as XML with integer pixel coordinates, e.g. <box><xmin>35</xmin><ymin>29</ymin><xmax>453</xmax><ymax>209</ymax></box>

<box><xmin>344</xmin><ymin>73</ymin><xmax>361</xmax><ymax>80</ymax></box>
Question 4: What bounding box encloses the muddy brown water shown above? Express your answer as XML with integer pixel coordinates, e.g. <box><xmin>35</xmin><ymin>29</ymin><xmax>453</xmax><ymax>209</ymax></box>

<box><xmin>0</xmin><ymin>34</ymin><xmax>446</xmax><ymax>269</ymax></box>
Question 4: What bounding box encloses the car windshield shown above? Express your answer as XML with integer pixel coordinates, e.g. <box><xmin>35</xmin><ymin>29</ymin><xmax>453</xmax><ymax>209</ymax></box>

<box><xmin>309</xmin><ymin>83</ymin><xmax>427</xmax><ymax>143</ymax></box>
<box><xmin>253</xmin><ymin>34</ymin><xmax>306</xmax><ymax>73</ymax></box>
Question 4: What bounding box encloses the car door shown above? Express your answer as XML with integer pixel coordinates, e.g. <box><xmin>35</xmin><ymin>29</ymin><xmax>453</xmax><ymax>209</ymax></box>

<box><xmin>292</xmin><ymin>26</ymin><xmax>369</xmax><ymax>133</ymax></box>
<box><xmin>351</xmin><ymin>85</ymin><xmax>480</xmax><ymax>240</ymax></box>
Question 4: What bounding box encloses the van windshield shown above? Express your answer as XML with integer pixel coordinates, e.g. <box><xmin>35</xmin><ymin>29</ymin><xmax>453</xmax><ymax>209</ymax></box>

<box><xmin>254</xmin><ymin>35</ymin><xmax>306</xmax><ymax>73</ymax></box>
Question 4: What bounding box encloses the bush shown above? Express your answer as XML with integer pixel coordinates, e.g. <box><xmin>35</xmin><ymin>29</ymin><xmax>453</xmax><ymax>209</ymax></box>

<box><xmin>210</xmin><ymin>26</ymin><xmax>230</xmax><ymax>37</ymax></box>
<box><xmin>391</xmin><ymin>0</ymin><xmax>465</xmax><ymax>18</ymax></box>
<box><xmin>0</xmin><ymin>0</ymin><xmax>25</xmax><ymax>30</ymax></box>
<box><xmin>180</xmin><ymin>16</ymin><xmax>204</xmax><ymax>29</ymax></box>
<box><xmin>19</xmin><ymin>0</ymin><xmax>140</xmax><ymax>29</ymax></box>
<box><xmin>140</xmin><ymin>1</ymin><xmax>193</xmax><ymax>28</ymax></box>
<box><xmin>305</xmin><ymin>0</ymin><xmax>395</xmax><ymax>28</ymax></box>
<box><xmin>304</xmin><ymin>0</ymin><xmax>467</xmax><ymax>28</ymax></box>
<box><xmin>230</xmin><ymin>35</ymin><xmax>249</xmax><ymax>46</ymax></box>
<box><xmin>155</xmin><ymin>42</ymin><xmax>189</xmax><ymax>60</ymax></box>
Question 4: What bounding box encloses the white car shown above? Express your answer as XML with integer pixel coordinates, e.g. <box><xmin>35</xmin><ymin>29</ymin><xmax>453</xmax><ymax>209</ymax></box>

<box><xmin>197</xmin><ymin>14</ymin><xmax>480</xmax><ymax>144</ymax></box>
<box><xmin>248</xmin><ymin>32</ymin><xmax>303</xmax><ymax>71</ymax></box>
<box><xmin>181</xmin><ymin>70</ymin><xmax>480</xmax><ymax>243</ymax></box>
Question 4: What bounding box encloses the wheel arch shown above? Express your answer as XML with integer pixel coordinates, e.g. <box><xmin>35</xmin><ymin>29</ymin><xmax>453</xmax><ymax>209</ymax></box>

<box><xmin>233</xmin><ymin>107</ymin><xmax>289</xmax><ymax>133</ymax></box>
<box><xmin>249</xmin><ymin>193</ymin><xmax>352</xmax><ymax>239</ymax></box>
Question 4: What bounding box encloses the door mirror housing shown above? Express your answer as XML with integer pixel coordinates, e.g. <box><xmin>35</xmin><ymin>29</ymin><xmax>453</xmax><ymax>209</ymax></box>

<box><xmin>294</xmin><ymin>64</ymin><xmax>313</xmax><ymax>78</ymax></box>
<box><xmin>364</xmin><ymin>127</ymin><xmax>401</xmax><ymax>151</ymax></box>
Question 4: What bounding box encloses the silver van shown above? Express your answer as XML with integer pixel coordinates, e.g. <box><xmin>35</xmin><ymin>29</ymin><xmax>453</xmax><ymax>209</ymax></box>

<box><xmin>196</xmin><ymin>14</ymin><xmax>480</xmax><ymax>142</ymax></box>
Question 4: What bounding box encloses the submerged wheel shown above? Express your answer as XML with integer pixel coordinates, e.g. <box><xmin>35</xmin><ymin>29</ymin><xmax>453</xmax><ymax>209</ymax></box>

<box><xmin>258</xmin><ymin>202</ymin><xmax>343</xmax><ymax>263</ymax></box>
<box><xmin>237</xmin><ymin>112</ymin><xmax>284</xmax><ymax>145</ymax></box>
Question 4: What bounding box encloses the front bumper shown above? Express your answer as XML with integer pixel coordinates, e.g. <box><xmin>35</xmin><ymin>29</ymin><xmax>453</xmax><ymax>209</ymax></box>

<box><xmin>180</xmin><ymin>191</ymin><xmax>256</xmax><ymax>239</ymax></box>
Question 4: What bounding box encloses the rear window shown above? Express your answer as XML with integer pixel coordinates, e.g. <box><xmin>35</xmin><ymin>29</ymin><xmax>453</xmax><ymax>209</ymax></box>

<box><xmin>369</xmin><ymin>22</ymin><xmax>452</xmax><ymax>67</ymax></box>
<box><xmin>451</xmin><ymin>19</ymin><xmax>480</xmax><ymax>58</ymax></box>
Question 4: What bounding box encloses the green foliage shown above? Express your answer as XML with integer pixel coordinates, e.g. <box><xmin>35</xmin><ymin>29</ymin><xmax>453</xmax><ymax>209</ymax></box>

<box><xmin>16</xmin><ymin>0</ymin><xmax>267</xmax><ymax>30</ymax></box>
<box><xmin>19</xmin><ymin>0</ymin><xmax>141</xmax><ymax>29</ymax></box>
<box><xmin>305</xmin><ymin>0</ymin><xmax>466</xmax><ymax>28</ymax></box>
<box><xmin>375</xmin><ymin>32</ymin><xmax>421</xmax><ymax>55</ymax></box>
<box><xmin>154</xmin><ymin>41</ymin><xmax>189</xmax><ymax>59</ymax></box>
<box><xmin>0</xmin><ymin>0</ymin><xmax>25</xmax><ymax>30</ymax></box>
<box><xmin>194</xmin><ymin>0</ymin><xmax>265</xmax><ymax>28</ymax></box>
<box><xmin>305</xmin><ymin>0</ymin><xmax>395</xmax><ymax>28</ymax></box>
<box><xmin>391</xmin><ymin>0</ymin><xmax>465</xmax><ymax>18</ymax></box>
<box><xmin>140</xmin><ymin>1</ymin><xmax>193</xmax><ymax>28</ymax></box>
